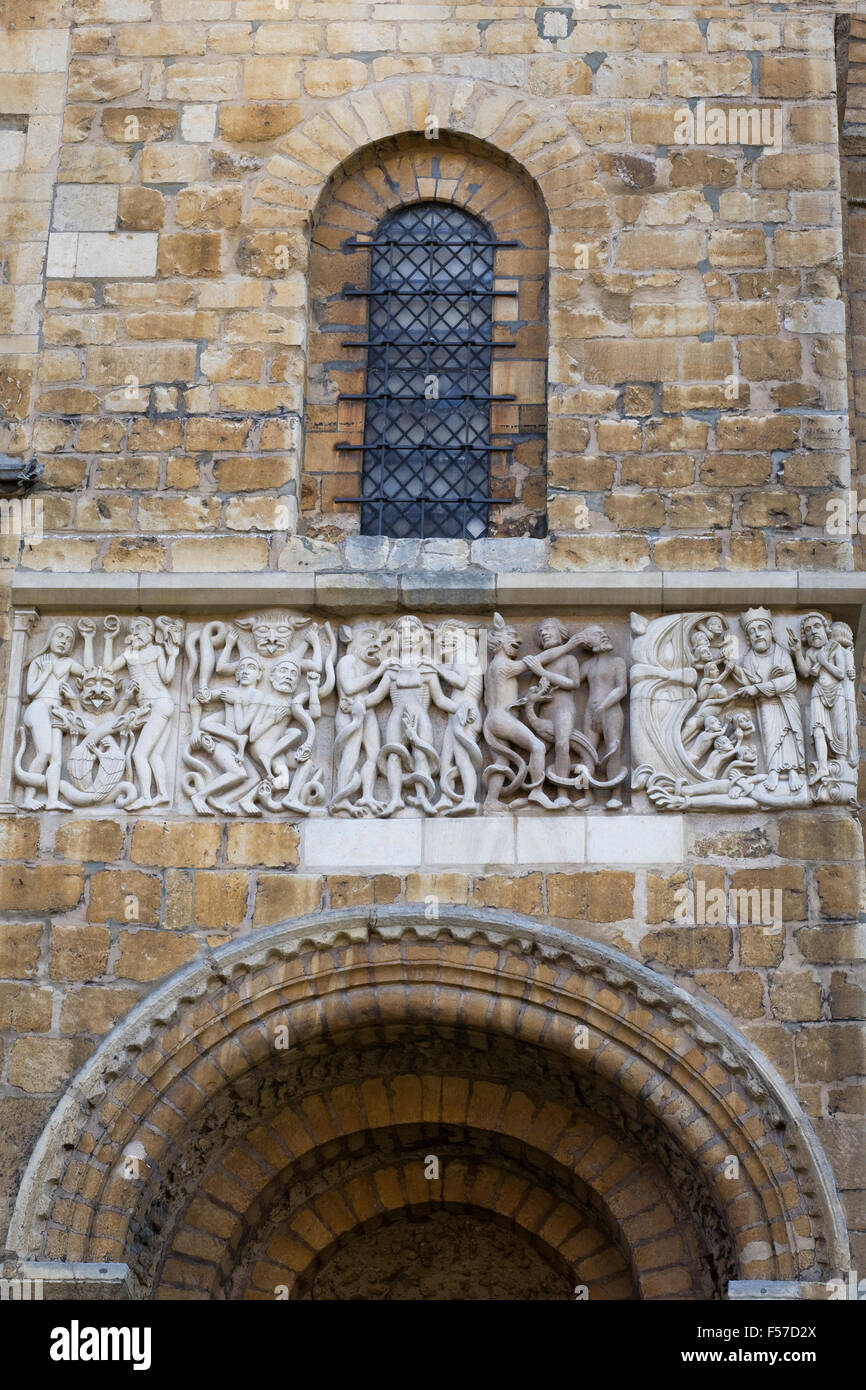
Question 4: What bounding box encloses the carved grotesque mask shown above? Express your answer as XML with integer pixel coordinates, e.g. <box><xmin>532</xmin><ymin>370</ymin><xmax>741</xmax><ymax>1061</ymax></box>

<box><xmin>252</xmin><ymin>623</ymin><xmax>293</xmax><ymax>656</ymax></box>
<box><xmin>78</xmin><ymin>668</ymin><xmax>120</xmax><ymax>712</ymax></box>
<box><xmin>350</xmin><ymin>626</ymin><xmax>381</xmax><ymax>663</ymax></box>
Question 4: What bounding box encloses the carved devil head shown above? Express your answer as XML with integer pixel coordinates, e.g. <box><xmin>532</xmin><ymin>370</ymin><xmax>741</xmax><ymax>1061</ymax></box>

<box><xmin>251</xmin><ymin>621</ymin><xmax>295</xmax><ymax>657</ymax></box>
<box><xmin>78</xmin><ymin>667</ymin><xmax>122</xmax><ymax>712</ymax></box>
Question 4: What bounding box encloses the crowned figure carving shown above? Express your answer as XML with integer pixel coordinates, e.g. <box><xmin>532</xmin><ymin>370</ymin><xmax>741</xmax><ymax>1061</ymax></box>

<box><xmin>631</xmin><ymin>608</ymin><xmax>857</xmax><ymax>810</ymax></box>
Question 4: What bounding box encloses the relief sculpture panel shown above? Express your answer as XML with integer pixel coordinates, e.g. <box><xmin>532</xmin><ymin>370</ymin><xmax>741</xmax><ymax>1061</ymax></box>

<box><xmin>14</xmin><ymin>615</ymin><xmax>184</xmax><ymax>812</ymax></box>
<box><xmin>631</xmin><ymin>609</ymin><xmax>858</xmax><ymax>810</ymax></box>
<box><xmin>2</xmin><ymin>606</ymin><xmax>855</xmax><ymax>818</ymax></box>
<box><xmin>181</xmin><ymin>614</ymin><xmax>336</xmax><ymax>817</ymax></box>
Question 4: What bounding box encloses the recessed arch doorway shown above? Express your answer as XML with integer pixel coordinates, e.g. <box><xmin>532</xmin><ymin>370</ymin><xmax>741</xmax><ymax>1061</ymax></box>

<box><xmin>9</xmin><ymin>907</ymin><xmax>848</xmax><ymax>1300</ymax></box>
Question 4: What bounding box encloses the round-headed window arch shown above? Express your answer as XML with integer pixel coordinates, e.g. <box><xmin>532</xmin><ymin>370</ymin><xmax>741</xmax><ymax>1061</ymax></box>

<box><xmin>302</xmin><ymin>132</ymin><xmax>549</xmax><ymax>542</ymax></box>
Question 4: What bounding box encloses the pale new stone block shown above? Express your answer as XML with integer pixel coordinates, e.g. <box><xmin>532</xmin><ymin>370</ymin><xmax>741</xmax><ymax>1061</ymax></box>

<box><xmin>7</xmin><ymin>242</ymin><xmax>44</xmax><ymax>283</ymax></box>
<box><xmin>300</xmin><ymin>818</ymin><xmax>422</xmax><ymax>870</ymax></box>
<box><xmin>0</xmin><ymin>333</ymin><xmax>37</xmax><ymax>353</ymax></box>
<box><xmin>423</xmin><ymin>817</ymin><xmax>515</xmax><ymax>869</ymax></box>
<box><xmin>180</xmin><ymin>104</ymin><xmax>217</xmax><ymax>142</ymax></box>
<box><xmin>24</xmin><ymin>116</ymin><xmax>63</xmax><ymax>173</ymax></box>
<box><xmin>0</xmin><ymin>132</ymin><xmax>26</xmax><ymax>172</ymax></box>
<box><xmin>40</xmin><ymin>72</ymin><xmax>83</xmax><ymax>115</ymax></box>
<box><xmin>587</xmin><ymin>815</ymin><xmax>684</xmax><ymax>865</ymax></box>
<box><xmin>6</xmin><ymin>283</ymin><xmax>41</xmax><ymax>336</ymax></box>
<box><xmin>4</xmin><ymin>30</ymin><xmax>68</xmax><ymax>74</ymax></box>
<box><xmin>516</xmin><ymin>817</ymin><xmax>586</xmax><ymax>866</ymax></box>
<box><xmin>46</xmin><ymin>233</ymin><xmax>78</xmax><ymax>278</ymax></box>
<box><xmin>783</xmin><ymin>299</ymin><xmax>846</xmax><ymax>335</ymax></box>
<box><xmin>75</xmin><ymin>232</ymin><xmax>158</xmax><ymax>279</ymax></box>
<box><xmin>53</xmin><ymin>185</ymin><xmax>118</xmax><ymax>232</ymax></box>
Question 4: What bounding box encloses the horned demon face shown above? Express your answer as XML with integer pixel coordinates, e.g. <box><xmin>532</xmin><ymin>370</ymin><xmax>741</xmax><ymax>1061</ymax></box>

<box><xmin>252</xmin><ymin>622</ymin><xmax>295</xmax><ymax>657</ymax></box>
<box><xmin>347</xmin><ymin>625</ymin><xmax>382</xmax><ymax>664</ymax></box>
<box><xmin>78</xmin><ymin>668</ymin><xmax>121</xmax><ymax>712</ymax></box>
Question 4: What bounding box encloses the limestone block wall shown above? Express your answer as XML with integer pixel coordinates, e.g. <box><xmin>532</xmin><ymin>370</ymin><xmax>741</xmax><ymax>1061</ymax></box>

<box><xmin>841</xmin><ymin>15</ymin><xmax>866</xmax><ymax>572</ymax></box>
<box><xmin>0</xmin><ymin>1</ymin><xmax>72</xmax><ymax>835</ymax></box>
<box><xmin>0</xmin><ymin>1</ymin><xmax>858</xmax><ymax>577</ymax></box>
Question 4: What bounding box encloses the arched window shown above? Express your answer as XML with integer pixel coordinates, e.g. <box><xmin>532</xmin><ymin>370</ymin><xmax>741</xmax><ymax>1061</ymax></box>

<box><xmin>352</xmin><ymin>203</ymin><xmax>507</xmax><ymax>540</ymax></box>
<box><xmin>305</xmin><ymin>137</ymin><xmax>549</xmax><ymax>541</ymax></box>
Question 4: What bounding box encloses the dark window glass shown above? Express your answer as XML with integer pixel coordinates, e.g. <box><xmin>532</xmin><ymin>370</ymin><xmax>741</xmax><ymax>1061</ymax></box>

<box><xmin>359</xmin><ymin>202</ymin><xmax>495</xmax><ymax>540</ymax></box>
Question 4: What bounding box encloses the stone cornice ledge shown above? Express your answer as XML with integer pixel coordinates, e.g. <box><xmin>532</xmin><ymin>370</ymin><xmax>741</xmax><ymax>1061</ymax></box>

<box><xmin>10</xmin><ymin>568</ymin><xmax>866</xmax><ymax>616</ymax></box>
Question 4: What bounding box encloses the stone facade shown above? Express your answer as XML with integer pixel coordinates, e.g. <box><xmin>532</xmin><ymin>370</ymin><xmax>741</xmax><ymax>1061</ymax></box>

<box><xmin>0</xmin><ymin>1</ymin><xmax>863</xmax><ymax>1302</ymax></box>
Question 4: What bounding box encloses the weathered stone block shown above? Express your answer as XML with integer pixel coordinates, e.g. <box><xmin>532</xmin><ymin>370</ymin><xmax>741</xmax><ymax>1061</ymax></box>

<box><xmin>54</xmin><ymin>819</ymin><xmax>124</xmax><ymax>862</ymax></box>
<box><xmin>115</xmin><ymin>930</ymin><xmax>198</xmax><ymax>982</ymax></box>
<box><xmin>49</xmin><ymin>928</ymin><xmax>111</xmax><ymax>984</ymax></box>
<box><xmin>87</xmin><ymin>869</ymin><xmax>161</xmax><ymax>925</ymax></box>
<box><xmin>131</xmin><ymin>821</ymin><xmax>221</xmax><ymax>868</ymax></box>
<box><xmin>0</xmin><ymin>866</ymin><xmax>84</xmax><ymax>913</ymax></box>
<box><xmin>0</xmin><ymin>923</ymin><xmax>42</xmax><ymax>979</ymax></box>
<box><xmin>252</xmin><ymin>874</ymin><xmax>323</xmax><ymax>925</ymax></box>
<box><xmin>157</xmin><ymin>232</ymin><xmax>222</xmax><ymax>276</ymax></box>
<box><xmin>548</xmin><ymin>871</ymin><xmax>634</xmax><ymax>922</ymax></box>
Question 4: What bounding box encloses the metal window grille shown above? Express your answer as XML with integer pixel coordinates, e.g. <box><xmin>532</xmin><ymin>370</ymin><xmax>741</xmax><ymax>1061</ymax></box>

<box><xmin>337</xmin><ymin>202</ymin><xmax>515</xmax><ymax>539</ymax></box>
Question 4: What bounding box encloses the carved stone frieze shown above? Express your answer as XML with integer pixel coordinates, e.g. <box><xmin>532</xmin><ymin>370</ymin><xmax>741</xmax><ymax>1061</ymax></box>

<box><xmin>631</xmin><ymin>609</ymin><xmax>858</xmax><ymax>810</ymax></box>
<box><xmin>14</xmin><ymin>615</ymin><xmax>184</xmax><ymax>811</ymax></box>
<box><xmin>181</xmin><ymin>614</ymin><xmax>336</xmax><ymax>817</ymax></box>
<box><xmin>2</xmin><ymin>605</ymin><xmax>856</xmax><ymax>816</ymax></box>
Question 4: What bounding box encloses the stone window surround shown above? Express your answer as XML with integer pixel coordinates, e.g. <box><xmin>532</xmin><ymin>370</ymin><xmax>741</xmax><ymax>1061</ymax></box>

<box><xmin>303</xmin><ymin>129</ymin><xmax>549</xmax><ymax>541</ymax></box>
